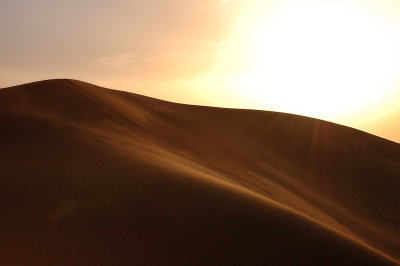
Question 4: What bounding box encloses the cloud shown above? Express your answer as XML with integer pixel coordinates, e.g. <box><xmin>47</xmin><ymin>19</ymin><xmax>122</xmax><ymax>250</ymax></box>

<box><xmin>94</xmin><ymin>53</ymin><xmax>136</xmax><ymax>71</ymax></box>
<box><xmin>217</xmin><ymin>0</ymin><xmax>232</xmax><ymax>9</ymax></box>
<box><xmin>91</xmin><ymin>39</ymin><xmax>226</xmax><ymax>80</ymax></box>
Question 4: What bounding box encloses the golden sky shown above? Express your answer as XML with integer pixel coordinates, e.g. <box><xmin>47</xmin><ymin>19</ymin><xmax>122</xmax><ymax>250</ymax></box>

<box><xmin>1</xmin><ymin>0</ymin><xmax>399</xmax><ymax>142</ymax></box>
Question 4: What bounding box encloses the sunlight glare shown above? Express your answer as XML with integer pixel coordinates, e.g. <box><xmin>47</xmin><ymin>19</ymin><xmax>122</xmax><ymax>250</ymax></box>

<box><xmin>224</xmin><ymin>1</ymin><xmax>400</xmax><ymax>118</ymax></box>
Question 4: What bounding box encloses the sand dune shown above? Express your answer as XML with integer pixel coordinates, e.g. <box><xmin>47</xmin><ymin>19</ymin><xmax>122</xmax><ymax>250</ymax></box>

<box><xmin>0</xmin><ymin>79</ymin><xmax>399</xmax><ymax>265</ymax></box>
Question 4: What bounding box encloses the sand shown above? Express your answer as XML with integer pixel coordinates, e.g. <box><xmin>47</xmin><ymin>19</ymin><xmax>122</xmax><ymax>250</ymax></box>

<box><xmin>0</xmin><ymin>79</ymin><xmax>399</xmax><ymax>265</ymax></box>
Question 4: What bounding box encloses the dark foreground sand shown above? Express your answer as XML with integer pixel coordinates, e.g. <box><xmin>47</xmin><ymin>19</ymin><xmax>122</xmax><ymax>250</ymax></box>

<box><xmin>0</xmin><ymin>79</ymin><xmax>399</xmax><ymax>265</ymax></box>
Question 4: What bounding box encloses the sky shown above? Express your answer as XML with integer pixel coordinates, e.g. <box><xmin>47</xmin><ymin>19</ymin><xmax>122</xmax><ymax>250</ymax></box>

<box><xmin>1</xmin><ymin>0</ymin><xmax>399</xmax><ymax>143</ymax></box>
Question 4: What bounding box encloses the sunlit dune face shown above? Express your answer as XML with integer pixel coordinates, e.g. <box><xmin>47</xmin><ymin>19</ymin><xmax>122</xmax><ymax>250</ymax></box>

<box><xmin>220</xmin><ymin>1</ymin><xmax>400</xmax><ymax>118</ymax></box>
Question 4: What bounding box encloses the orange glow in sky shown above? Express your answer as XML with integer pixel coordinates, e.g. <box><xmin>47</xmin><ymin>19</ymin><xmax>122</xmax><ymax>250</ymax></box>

<box><xmin>196</xmin><ymin>1</ymin><xmax>400</xmax><ymax>129</ymax></box>
<box><xmin>1</xmin><ymin>0</ymin><xmax>400</xmax><ymax>142</ymax></box>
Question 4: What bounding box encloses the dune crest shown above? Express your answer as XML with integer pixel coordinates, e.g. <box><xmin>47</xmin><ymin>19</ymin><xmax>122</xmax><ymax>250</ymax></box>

<box><xmin>1</xmin><ymin>79</ymin><xmax>399</xmax><ymax>265</ymax></box>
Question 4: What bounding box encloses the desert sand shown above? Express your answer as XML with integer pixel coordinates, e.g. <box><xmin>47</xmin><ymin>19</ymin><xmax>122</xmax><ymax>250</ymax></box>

<box><xmin>0</xmin><ymin>79</ymin><xmax>399</xmax><ymax>265</ymax></box>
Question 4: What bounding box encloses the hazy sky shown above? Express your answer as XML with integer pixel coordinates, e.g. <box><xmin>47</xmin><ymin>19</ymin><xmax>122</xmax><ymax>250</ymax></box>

<box><xmin>1</xmin><ymin>0</ymin><xmax>400</xmax><ymax>142</ymax></box>
<box><xmin>0</xmin><ymin>0</ymin><xmax>233</xmax><ymax>99</ymax></box>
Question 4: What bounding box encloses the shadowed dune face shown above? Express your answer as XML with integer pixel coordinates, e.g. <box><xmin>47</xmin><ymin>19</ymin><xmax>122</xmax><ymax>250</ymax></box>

<box><xmin>0</xmin><ymin>79</ymin><xmax>399</xmax><ymax>265</ymax></box>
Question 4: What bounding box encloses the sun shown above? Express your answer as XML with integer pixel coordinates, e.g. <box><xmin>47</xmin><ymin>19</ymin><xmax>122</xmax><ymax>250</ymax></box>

<box><xmin>220</xmin><ymin>1</ymin><xmax>400</xmax><ymax>119</ymax></box>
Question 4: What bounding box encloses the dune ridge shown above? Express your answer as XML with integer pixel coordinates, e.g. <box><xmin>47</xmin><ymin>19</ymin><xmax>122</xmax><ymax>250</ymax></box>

<box><xmin>0</xmin><ymin>79</ymin><xmax>399</xmax><ymax>265</ymax></box>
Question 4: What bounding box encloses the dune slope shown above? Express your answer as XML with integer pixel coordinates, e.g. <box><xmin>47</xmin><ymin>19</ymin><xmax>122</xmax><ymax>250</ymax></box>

<box><xmin>0</xmin><ymin>79</ymin><xmax>399</xmax><ymax>265</ymax></box>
